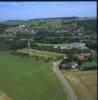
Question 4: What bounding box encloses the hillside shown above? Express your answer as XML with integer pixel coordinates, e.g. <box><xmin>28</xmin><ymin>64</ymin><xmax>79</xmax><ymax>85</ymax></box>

<box><xmin>1</xmin><ymin>17</ymin><xmax>96</xmax><ymax>25</ymax></box>
<box><xmin>0</xmin><ymin>17</ymin><xmax>97</xmax><ymax>49</ymax></box>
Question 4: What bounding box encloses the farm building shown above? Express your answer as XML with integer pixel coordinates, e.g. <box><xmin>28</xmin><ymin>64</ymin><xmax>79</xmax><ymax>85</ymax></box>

<box><xmin>59</xmin><ymin>61</ymin><xmax>78</xmax><ymax>69</ymax></box>
<box><xmin>67</xmin><ymin>43</ymin><xmax>88</xmax><ymax>50</ymax></box>
<box><xmin>53</xmin><ymin>42</ymin><xmax>88</xmax><ymax>50</ymax></box>
<box><xmin>68</xmin><ymin>61</ymin><xmax>78</xmax><ymax>69</ymax></box>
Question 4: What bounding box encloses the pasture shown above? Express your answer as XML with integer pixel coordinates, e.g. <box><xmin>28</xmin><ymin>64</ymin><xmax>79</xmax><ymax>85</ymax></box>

<box><xmin>64</xmin><ymin>70</ymin><xmax>97</xmax><ymax>100</ymax></box>
<box><xmin>0</xmin><ymin>52</ymin><xmax>67</xmax><ymax>100</ymax></box>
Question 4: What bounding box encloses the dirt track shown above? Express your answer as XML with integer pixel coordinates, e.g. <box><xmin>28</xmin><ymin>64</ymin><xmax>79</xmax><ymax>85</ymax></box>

<box><xmin>52</xmin><ymin>60</ymin><xmax>77</xmax><ymax>100</ymax></box>
<box><xmin>0</xmin><ymin>91</ymin><xmax>11</xmax><ymax>100</ymax></box>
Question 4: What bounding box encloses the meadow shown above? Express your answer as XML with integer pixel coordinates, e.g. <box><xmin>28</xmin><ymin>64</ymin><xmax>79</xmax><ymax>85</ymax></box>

<box><xmin>64</xmin><ymin>70</ymin><xmax>97</xmax><ymax>100</ymax></box>
<box><xmin>17</xmin><ymin>48</ymin><xmax>64</xmax><ymax>61</ymax></box>
<box><xmin>0</xmin><ymin>52</ymin><xmax>67</xmax><ymax>100</ymax></box>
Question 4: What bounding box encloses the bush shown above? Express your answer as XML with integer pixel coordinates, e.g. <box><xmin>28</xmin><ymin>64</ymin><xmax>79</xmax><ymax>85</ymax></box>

<box><xmin>11</xmin><ymin>51</ymin><xmax>29</xmax><ymax>57</ymax></box>
<box><xmin>79</xmin><ymin>61</ymin><xmax>97</xmax><ymax>71</ymax></box>
<box><xmin>79</xmin><ymin>65</ymin><xmax>97</xmax><ymax>71</ymax></box>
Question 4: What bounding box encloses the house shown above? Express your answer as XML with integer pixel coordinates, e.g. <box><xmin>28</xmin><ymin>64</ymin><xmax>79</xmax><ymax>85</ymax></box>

<box><xmin>76</xmin><ymin>53</ymin><xmax>91</xmax><ymax>61</ymax></box>
<box><xmin>60</xmin><ymin>46</ymin><xmax>66</xmax><ymax>50</ymax></box>
<box><xmin>60</xmin><ymin>60</ymin><xmax>78</xmax><ymax>69</ymax></box>
<box><xmin>76</xmin><ymin>54</ymin><xmax>85</xmax><ymax>61</ymax></box>
<box><xmin>68</xmin><ymin>61</ymin><xmax>78</xmax><ymax>68</ymax></box>
<box><xmin>63</xmin><ymin>55</ymin><xmax>67</xmax><ymax>59</ymax></box>
<box><xmin>54</xmin><ymin>45</ymin><xmax>58</xmax><ymax>49</ymax></box>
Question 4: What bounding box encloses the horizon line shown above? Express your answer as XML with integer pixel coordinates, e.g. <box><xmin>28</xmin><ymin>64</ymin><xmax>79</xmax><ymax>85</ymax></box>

<box><xmin>0</xmin><ymin>16</ymin><xmax>96</xmax><ymax>22</ymax></box>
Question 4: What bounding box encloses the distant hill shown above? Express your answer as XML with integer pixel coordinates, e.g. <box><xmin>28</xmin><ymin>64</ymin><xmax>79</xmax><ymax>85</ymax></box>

<box><xmin>2</xmin><ymin>17</ymin><xmax>96</xmax><ymax>25</ymax></box>
<box><xmin>3</xmin><ymin>20</ymin><xmax>29</xmax><ymax>25</ymax></box>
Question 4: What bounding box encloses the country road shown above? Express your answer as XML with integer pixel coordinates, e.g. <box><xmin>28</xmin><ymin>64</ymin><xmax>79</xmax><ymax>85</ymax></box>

<box><xmin>52</xmin><ymin>60</ymin><xmax>77</xmax><ymax>100</ymax></box>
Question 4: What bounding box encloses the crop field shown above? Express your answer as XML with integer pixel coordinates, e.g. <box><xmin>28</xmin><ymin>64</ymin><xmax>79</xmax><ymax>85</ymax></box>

<box><xmin>17</xmin><ymin>48</ymin><xmax>64</xmax><ymax>61</ymax></box>
<box><xmin>33</xmin><ymin>43</ymin><xmax>67</xmax><ymax>46</ymax></box>
<box><xmin>64</xmin><ymin>70</ymin><xmax>97</xmax><ymax>100</ymax></box>
<box><xmin>0</xmin><ymin>52</ymin><xmax>67</xmax><ymax>100</ymax></box>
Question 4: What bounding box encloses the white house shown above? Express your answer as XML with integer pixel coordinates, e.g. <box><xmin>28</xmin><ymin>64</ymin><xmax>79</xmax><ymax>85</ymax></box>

<box><xmin>68</xmin><ymin>61</ymin><xmax>78</xmax><ymax>69</ymax></box>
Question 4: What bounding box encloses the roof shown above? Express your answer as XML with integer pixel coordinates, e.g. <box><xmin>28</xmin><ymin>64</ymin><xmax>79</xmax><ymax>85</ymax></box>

<box><xmin>69</xmin><ymin>61</ymin><xmax>77</xmax><ymax>66</ymax></box>
<box><xmin>77</xmin><ymin>54</ymin><xmax>85</xmax><ymax>60</ymax></box>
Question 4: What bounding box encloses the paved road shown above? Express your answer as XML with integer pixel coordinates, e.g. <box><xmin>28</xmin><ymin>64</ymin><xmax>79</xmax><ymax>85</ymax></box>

<box><xmin>52</xmin><ymin>60</ymin><xmax>77</xmax><ymax>100</ymax></box>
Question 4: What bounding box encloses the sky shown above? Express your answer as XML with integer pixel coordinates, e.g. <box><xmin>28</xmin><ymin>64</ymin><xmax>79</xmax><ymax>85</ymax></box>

<box><xmin>0</xmin><ymin>2</ymin><xmax>97</xmax><ymax>21</ymax></box>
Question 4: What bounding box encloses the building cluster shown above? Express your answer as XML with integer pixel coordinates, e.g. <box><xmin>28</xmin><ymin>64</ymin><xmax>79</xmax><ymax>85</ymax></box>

<box><xmin>54</xmin><ymin>42</ymin><xmax>88</xmax><ymax>50</ymax></box>
<box><xmin>60</xmin><ymin>50</ymin><xmax>96</xmax><ymax>70</ymax></box>
<box><xmin>0</xmin><ymin>24</ymin><xmax>37</xmax><ymax>38</ymax></box>
<box><xmin>61</xmin><ymin>61</ymin><xmax>78</xmax><ymax>69</ymax></box>
<box><xmin>66</xmin><ymin>43</ymin><xmax>88</xmax><ymax>50</ymax></box>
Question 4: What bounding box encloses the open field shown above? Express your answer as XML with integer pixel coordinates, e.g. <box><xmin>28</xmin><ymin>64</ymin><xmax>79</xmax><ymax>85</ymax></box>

<box><xmin>0</xmin><ymin>52</ymin><xmax>67</xmax><ymax>100</ymax></box>
<box><xmin>64</xmin><ymin>70</ymin><xmax>97</xmax><ymax>100</ymax></box>
<box><xmin>33</xmin><ymin>43</ymin><xmax>67</xmax><ymax>46</ymax></box>
<box><xmin>17</xmin><ymin>48</ymin><xmax>64</xmax><ymax>61</ymax></box>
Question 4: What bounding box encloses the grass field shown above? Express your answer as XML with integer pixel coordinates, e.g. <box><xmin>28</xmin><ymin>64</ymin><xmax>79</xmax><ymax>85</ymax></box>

<box><xmin>0</xmin><ymin>52</ymin><xmax>67</xmax><ymax>100</ymax></box>
<box><xmin>33</xmin><ymin>43</ymin><xmax>67</xmax><ymax>46</ymax></box>
<box><xmin>17</xmin><ymin>48</ymin><xmax>64</xmax><ymax>61</ymax></box>
<box><xmin>64</xmin><ymin>70</ymin><xmax>97</xmax><ymax>100</ymax></box>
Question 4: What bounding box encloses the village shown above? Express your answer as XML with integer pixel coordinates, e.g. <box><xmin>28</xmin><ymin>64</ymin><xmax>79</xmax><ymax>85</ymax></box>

<box><xmin>0</xmin><ymin>15</ymin><xmax>97</xmax><ymax>100</ymax></box>
<box><xmin>0</xmin><ymin>20</ymin><xmax>97</xmax><ymax>71</ymax></box>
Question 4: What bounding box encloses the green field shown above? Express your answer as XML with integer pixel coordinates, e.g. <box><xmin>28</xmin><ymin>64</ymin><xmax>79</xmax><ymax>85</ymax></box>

<box><xmin>64</xmin><ymin>70</ymin><xmax>97</xmax><ymax>100</ymax></box>
<box><xmin>33</xmin><ymin>43</ymin><xmax>67</xmax><ymax>46</ymax></box>
<box><xmin>0</xmin><ymin>52</ymin><xmax>67</xmax><ymax>100</ymax></box>
<box><xmin>17</xmin><ymin>48</ymin><xmax>64</xmax><ymax>61</ymax></box>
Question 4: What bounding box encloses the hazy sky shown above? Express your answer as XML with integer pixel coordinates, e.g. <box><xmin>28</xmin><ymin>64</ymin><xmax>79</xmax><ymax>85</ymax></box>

<box><xmin>0</xmin><ymin>2</ymin><xmax>96</xmax><ymax>21</ymax></box>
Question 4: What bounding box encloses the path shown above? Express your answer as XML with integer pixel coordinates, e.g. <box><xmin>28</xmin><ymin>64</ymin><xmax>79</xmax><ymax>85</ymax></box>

<box><xmin>52</xmin><ymin>60</ymin><xmax>77</xmax><ymax>100</ymax></box>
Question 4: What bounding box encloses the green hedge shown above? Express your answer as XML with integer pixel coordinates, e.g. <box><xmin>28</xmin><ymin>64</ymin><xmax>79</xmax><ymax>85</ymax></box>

<box><xmin>79</xmin><ymin>65</ymin><xmax>97</xmax><ymax>71</ymax></box>
<box><xmin>11</xmin><ymin>50</ymin><xmax>59</xmax><ymax>62</ymax></box>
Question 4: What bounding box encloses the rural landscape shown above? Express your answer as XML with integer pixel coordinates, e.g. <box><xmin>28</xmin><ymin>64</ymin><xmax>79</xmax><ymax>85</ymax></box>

<box><xmin>0</xmin><ymin>2</ymin><xmax>97</xmax><ymax>100</ymax></box>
